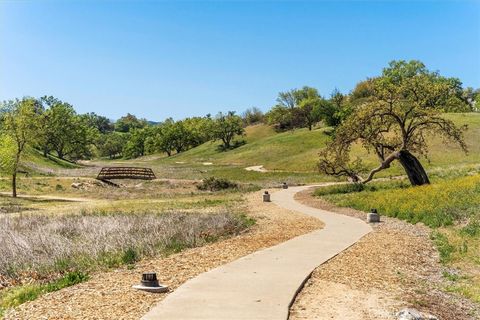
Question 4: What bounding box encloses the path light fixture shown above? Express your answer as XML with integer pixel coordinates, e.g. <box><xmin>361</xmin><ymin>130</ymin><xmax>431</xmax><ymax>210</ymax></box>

<box><xmin>282</xmin><ymin>182</ymin><xmax>288</xmax><ymax>189</ymax></box>
<box><xmin>367</xmin><ymin>208</ymin><xmax>380</xmax><ymax>223</ymax></box>
<box><xmin>133</xmin><ymin>272</ymin><xmax>168</xmax><ymax>293</ymax></box>
<box><xmin>263</xmin><ymin>191</ymin><xmax>271</xmax><ymax>202</ymax></box>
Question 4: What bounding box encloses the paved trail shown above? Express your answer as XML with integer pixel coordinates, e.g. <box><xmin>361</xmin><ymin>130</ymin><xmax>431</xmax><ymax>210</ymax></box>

<box><xmin>143</xmin><ymin>184</ymin><xmax>372</xmax><ymax>320</ymax></box>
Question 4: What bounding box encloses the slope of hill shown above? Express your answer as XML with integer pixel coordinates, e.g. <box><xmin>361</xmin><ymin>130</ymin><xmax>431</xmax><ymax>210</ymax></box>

<box><xmin>160</xmin><ymin>124</ymin><xmax>331</xmax><ymax>172</ymax></box>
<box><xmin>19</xmin><ymin>149</ymin><xmax>81</xmax><ymax>175</ymax></box>
<box><xmin>158</xmin><ymin>113</ymin><xmax>480</xmax><ymax>175</ymax></box>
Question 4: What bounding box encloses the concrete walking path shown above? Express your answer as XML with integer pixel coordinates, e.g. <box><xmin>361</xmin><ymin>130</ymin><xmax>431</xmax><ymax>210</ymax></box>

<box><xmin>142</xmin><ymin>184</ymin><xmax>372</xmax><ymax>320</ymax></box>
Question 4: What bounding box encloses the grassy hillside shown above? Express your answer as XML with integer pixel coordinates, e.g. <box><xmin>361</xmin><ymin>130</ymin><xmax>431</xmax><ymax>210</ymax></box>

<box><xmin>0</xmin><ymin>148</ymin><xmax>81</xmax><ymax>178</ymax></box>
<box><xmin>160</xmin><ymin>124</ymin><xmax>332</xmax><ymax>172</ymax></box>
<box><xmin>158</xmin><ymin>113</ymin><xmax>480</xmax><ymax>174</ymax></box>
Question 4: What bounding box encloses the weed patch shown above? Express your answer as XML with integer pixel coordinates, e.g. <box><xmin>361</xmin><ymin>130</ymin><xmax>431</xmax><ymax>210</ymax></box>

<box><xmin>0</xmin><ymin>271</ymin><xmax>88</xmax><ymax>316</ymax></box>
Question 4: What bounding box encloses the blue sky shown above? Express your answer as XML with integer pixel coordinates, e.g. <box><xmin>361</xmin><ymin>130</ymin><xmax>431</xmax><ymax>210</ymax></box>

<box><xmin>1</xmin><ymin>1</ymin><xmax>479</xmax><ymax>121</ymax></box>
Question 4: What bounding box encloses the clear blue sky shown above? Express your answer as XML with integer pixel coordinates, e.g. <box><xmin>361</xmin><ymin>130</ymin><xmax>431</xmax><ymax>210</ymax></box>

<box><xmin>1</xmin><ymin>1</ymin><xmax>479</xmax><ymax>121</ymax></box>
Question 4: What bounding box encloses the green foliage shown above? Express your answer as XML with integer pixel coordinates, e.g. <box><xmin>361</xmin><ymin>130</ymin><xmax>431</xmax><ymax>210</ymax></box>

<box><xmin>0</xmin><ymin>98</ymin><xmax>40</xmax><ymax>196</ymax></box>
<box><xmin>0</xmin><ymin>135</ymin><xmax>17</xmax><ymax>175</ymax></box>
<box><xmin>37</xmin><ymin>96</ymin><xmax>94</xmax><ymax>161</ymax></box>
<box><xmin>242</xmin><ymin>107</ymin><xmax>264</xmax><ymax>125</ymax></box>
<box><xmin>121</xmin><ymin>248</ymin><xmax>139</xmax><ymax>265</ymax></box>
<box><xmin>318</xmin><ymin>60</ymin><xmax>469</xmax><ymax>185</ymax></box>
<box><xmin>97</xmin><ymin>132</ymin><xmax>128</xmax><ymax>159</ymax></box>
<box><xmin>0</xmin><ymin>271</ymin><xmax>88</xmax><ymax>315</ymax></box>
<box><xmin>314</xmin><ymin>183</ymin><xmax>365</xmax><ymax>196</ymax></box>
<box><xmin>461</xmin><ymin>220</ymin><xmax>480</xmax><ymax>237</ymax></box>
<box><xmin>266</xmin><ymin>86</ymin><xmax>331</xmax><ymax>131</ymax></box>
<box><xmin>314</xmin><ymin>180</ymin><xmax>410</xmax><ymax>196</ymax></box>
<box><xmin>197</xmin><ymin>177</ymin><xmax>238</xmax><ymax>191</ymax></box>
<box><xmin>123</xmin><ymin>128</ymin><xmax>148</xmax><ymax>159</ymax></box>
<box><xmin>114</xmin><ymin>113</ymin><xmax>148</xmax><ymax>132</ymax></box>
<box><xmin>80</xmin><ymin>112</ymin><xmax>114</xmax><ymax>134</ymax></box>
<box><xmin>431</xmin><ymin>232</ymin><xmax>455</xmax><ymax>263</ymax></box>
<box><xmin>212</xmin><ymin>111</ymin><xmax>245</xmax><ymax>149</ymax></box>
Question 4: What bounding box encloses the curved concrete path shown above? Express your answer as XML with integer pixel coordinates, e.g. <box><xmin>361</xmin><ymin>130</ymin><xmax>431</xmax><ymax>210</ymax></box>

<box><xmin>142</xmin><ymin>184</ymin><xmax>372</xmax><ymax>320</ymax></box>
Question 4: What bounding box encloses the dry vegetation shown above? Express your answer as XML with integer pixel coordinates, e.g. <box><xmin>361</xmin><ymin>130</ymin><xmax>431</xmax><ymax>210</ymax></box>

<box><xmin>3</xmin><ymin>190</ymin><xmax>323</xmax><ymax>319</ymax></box>
<box><xmin>0</xmin><ymin>211</ymin><xmax>250</xmax><ymax>286</ymax></box>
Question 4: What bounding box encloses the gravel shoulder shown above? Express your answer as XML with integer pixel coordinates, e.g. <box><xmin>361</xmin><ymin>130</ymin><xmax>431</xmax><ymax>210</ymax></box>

<box><xmin>4</xmin><ymin>190</ymin><xmax>323</xmax><ymax>320</ymax></box>
<box><xmin>290</xmin><ymin>188</ymin><xmax>479</xmax><ymax>320</ymax></box>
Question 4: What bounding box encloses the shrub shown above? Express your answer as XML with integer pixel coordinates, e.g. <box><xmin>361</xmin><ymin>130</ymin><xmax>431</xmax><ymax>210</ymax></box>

<box><xmin>197</xmin><ymin>177</ymin><xmax>238</xmax><ymax>191</ymax></box>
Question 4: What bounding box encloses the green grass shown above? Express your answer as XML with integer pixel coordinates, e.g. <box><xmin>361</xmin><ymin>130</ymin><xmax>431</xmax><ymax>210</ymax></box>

<box><xmin>157</xmin><ymin>113</ymin><xmax>480</xmax><ymax>173</ymax></box>
<box><xmin>319</xmin><ymin>175</ymin><xmax>480</xmax><ymax>228</ymax></box>
<box><xmin>82</xmin><ymin>113</ymin><xmax>480</xmax><ymax>187</ymax></box>
<box><xmin>157</xmin><ymin>124</ymin><xmax>333</xmax><ymax>172</ymax></box>
<box><xmin>0</xmin><ymin>271</ymin><xmax>88</xmax><ymax>317</ymax></box>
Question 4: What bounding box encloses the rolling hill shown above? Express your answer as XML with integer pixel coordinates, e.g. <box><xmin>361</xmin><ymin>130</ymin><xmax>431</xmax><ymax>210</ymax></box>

<box><xmin>157</xmin><ymin>113</ymin><xmax>480</xmax><ymax>175</ymax></box>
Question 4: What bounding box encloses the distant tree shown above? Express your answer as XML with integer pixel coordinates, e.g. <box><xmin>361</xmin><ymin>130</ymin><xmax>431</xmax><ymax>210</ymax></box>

<box><xmin>321</xmin><ymin>89</ymin><xmax>352</xmax><ymax>127</ymax></box>
<box><xmin>155</xmin><ymin>120</ymin><xmax>176</xmax><ymax>156</ymax></box>
<box><xmin>212</xmin><ymin>111</ymin><xmax>245</xmax><ymax>150</ymax></box>
<box><xmin>144</xmin><ymin>119</ymin><xmax>194</xmax><ymax>157</ymax></box>
<box><xmin>0</xmin><ymin>98</ymin><xmax>39</xmax><ymax>197</ymax></box>
<box><xmin>123</xmin><ymin>128</ymin><xmax>148</xmax><ymax>159</ymax></box>
<box><xmin>182</xmin><ymin>116</ymin><xmax>214</xmax><ymax>147</ymax></box>
<box><xmin>81</xmin><ymin>112</ymin><xmax>114</xmax><ymax>133</ymax></box>
<box><xmin>265</xmin><ymin>105</ymin><xmax>293</xmax><ymax>131</ymax></box>
<box><xmin>267</xmin><ymin>86</ymin><xmax>325</xmax><ymax>131</ymax></box>
<box><xmin>242</xmin><ymin>107</ymin><xmax>264</xmax><ymax>125</ymax></box>
<box><xmin>38</xmin><ymin>97</ymin><xmax>91</xmax><ymax>160</ymax></box>
<box><xmin>319</xmin><ymin>60</ymin><xmax>468</xmax><ymax>186</ymax></box>
<box><xmin>114</xmin><ymin>113</ymin><xmax>147</xmax><ymax>132</ymax></box>
<box><xmin>297</xmin><ymin>96</ymin><xmax>323</xmax><ymax>130</ymax></box>
<box><xmin>461</xmin><ymin>87</ymin><xmax>480</xmax><ymax>112</ymax></box>
<box><xmin>98</xmin><ymin>132</ymin><xmax>127</xmax><ymax>159</ymax></box>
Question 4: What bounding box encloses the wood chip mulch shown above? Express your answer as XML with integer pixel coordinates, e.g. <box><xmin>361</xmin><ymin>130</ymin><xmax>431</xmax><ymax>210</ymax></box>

<box><xmin>4</xmin><ymin>190</ymin><xmax>323</xmax><ymax>320</ymax></box>
<box><xmin>290</xmin><ymin>189</ymin><xmax>479</xmax><ymax>320</ymax></box>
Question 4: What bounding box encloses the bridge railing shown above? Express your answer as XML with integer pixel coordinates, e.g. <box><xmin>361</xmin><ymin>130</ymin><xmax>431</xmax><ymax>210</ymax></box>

<box><xmin>96</xmin><ymin>167</ymin><xmax>156</xmax><ymax>180</ymax></box>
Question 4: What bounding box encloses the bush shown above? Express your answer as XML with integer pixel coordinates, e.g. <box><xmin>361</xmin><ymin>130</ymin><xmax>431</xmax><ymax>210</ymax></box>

<box><xmin>197</xmin><ymin>177</ymin><xmax>238</xmax><ymax>191</ymax></box>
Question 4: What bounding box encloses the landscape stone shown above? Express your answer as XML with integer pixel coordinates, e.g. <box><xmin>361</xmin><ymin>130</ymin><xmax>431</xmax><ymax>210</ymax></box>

<box><xmin>396</xmin><ymin>308</ymin><xmax>438</xmax><ymax>320</ymax></box>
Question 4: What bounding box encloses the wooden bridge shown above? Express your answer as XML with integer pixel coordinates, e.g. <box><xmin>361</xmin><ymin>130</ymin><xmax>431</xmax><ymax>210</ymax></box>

<box><xmin>96</xmin><ymin>167</ymin><xmax>156</xmax><ymax>181</ymax></box>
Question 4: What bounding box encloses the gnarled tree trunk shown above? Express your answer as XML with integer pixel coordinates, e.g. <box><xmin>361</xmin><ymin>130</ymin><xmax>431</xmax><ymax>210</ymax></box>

<box><xmin>12</xmin><ymin>171</ymin><xmax>17</xmax><ymax>198</ymax></box>
<box><xmin>398</xmin><ymin>150</ymin><xmax>430</xmax><ymax>186</ymax></box>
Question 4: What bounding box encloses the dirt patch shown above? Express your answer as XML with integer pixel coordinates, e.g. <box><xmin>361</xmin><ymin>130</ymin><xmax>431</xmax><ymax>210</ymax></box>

<box><xmin>4</xmin><ymin>190</ymin><xmax>323</xmax><ymax>320</ymax></box>
<box><xmin>290</xmin><ymin>189</ymin><xmax>479</xmax><ymax>320</ymax></box>
<box><xmin>245</xmin><ymin>165</ymin><xmax>268</xmax><ymax>173</ymax></box>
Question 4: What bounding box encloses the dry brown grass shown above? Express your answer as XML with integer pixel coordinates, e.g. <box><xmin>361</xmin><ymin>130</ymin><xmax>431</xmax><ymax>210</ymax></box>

<box><xmin>0</xmin><ymin>211</ymin><xmax>250</xmax><ymax>288</ymax></box>
<box><xmin>3</xmin><ymin>190</ymin><xmax>323</xmax><ymax>320</ymax></box>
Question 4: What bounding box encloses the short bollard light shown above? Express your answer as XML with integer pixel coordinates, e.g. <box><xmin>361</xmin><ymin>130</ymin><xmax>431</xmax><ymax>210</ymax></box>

<box><xmin>263</xmin><ymin>191</ymin><xmax>271</xmax><ymax>202</ymax></box>
<box><xmin>367</xmin><ymin>208</ymin><xmax>380</xmax><ymax>223</ymax></box>
<box><xmin>132</xmin><ymin>272</ymin><xmax>168</xmax><ymax>293</ymax></box>
<box><xmin>282</xmin><ymin>182</ymin><xmax>288</xmax><ymax>189</ymax></box>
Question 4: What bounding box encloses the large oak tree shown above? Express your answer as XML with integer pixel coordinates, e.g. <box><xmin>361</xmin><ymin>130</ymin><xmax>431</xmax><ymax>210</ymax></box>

<box><xmin>318</xmin><ymin>60</ymin><xmax>468</xmax><ymax>186</ymax></box>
